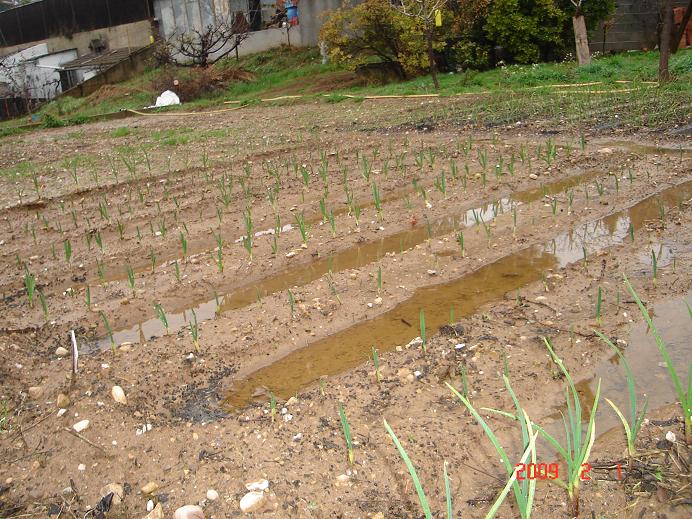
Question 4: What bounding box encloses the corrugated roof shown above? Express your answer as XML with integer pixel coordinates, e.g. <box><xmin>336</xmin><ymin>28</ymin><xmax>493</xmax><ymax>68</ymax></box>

<box><xmin>61</xmin><ymin>47</ymin><xmax>142</xmax><ymax>70</ymax></box>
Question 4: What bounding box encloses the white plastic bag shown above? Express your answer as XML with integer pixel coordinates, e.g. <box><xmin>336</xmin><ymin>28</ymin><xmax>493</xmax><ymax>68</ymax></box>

<box><xmin>154</xmin><ymin>90</ymin><xmax>180</xmax><ymax>107</ymax></box>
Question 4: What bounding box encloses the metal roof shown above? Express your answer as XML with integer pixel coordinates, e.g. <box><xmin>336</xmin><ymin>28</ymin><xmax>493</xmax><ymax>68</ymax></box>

<box><xmin>60</xmin><ymin>47</ymin><xmax>142</xmax><ymax>70</ymax></box>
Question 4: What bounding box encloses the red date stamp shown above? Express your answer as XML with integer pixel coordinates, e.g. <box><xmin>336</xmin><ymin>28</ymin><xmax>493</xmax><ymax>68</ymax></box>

<box><xmin>514</xmin><ymin>463</ymin><xmax>622</xmax><ymax>481</ymax></box>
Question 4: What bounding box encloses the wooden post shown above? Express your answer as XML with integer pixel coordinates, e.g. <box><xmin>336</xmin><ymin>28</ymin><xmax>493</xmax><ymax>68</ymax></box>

<box><xmin>573</xmin><ymin>15</ymin><xmax>591</xmax><ymax>66</ymax></box>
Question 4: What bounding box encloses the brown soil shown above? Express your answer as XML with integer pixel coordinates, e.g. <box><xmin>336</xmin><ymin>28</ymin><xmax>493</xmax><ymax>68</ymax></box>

<box><xmin>0</xmin><ymin>98</ymin><xmax>690</xmax><ymax>519</ymax></box>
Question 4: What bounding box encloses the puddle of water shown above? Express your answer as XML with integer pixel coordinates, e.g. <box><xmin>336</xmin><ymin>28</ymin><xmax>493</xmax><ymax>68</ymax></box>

<box><xmin>601</xmin><ymin>140</ymin><xmax>692</xmax><ymax>158</ymax></box>
<box><xmin>223</xmin><ymin>180</ymin><xmax>692</xmax><ymax>408</ymax></box>
<box><xmin>91</xmin><ymin>170</ymin><xmax>605</xmax><ymax>351</ymax></box>
<box><xmin>574</xmin><ymin>294</ymin><xmax>691</xmax><ymax>433</ymax></box>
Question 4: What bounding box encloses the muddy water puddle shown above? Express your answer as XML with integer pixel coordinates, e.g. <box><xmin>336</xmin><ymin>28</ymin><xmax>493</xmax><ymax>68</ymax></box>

<box><xmin>223</xmin><ymin>180</ymin><xmax>692</xmax><ymax>407</ymax></box>
<box><xmin>574</xmin><ymin>295</ymin><xmax>691</xmax><ymax>434</ymax></box>
<box><xmin>89</xmin><ymin>170</ymin><xmax>605</xmax><ymax>351</ymax></box>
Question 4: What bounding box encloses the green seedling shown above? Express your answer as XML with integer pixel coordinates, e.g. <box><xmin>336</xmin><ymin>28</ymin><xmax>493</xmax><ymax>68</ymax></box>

<box><xmin>376</xmin><ymin>266</ymin><xmax>382</xmax><ymax>295</ymax></box>
<box><xmin>419</xmin><ymin>309</ymin><xmax>426</xmax><ymax>353</ymax></box>
<box><xmin>595</xmin><ymin>286</ymin><xmax>603</xmax><ymax>326</ymax></box>
<box><xmin>243</xmin><ymin>209</ymin><xmax>254</xmax><ymax>260</ymax></box>
<box><xmin>126</xmin><ymin>264</ymin><xmax>135</xmax><ymax>294</ymax></box>
<box><xmin>372</xmin><ymin>346</ymin><xmax>382</xmax><ymax>383</ymax></box>
<box><xmin>38</xmin><ymin>290</ymin><xmax>48</xmax><ymax>321</ymax></box>
<box><xmin>190</xmin><ymin>308</ymin><xmax>200</xmax><ymax>351</ymax></box>
<box><xmin>24</xmin><ymin>268</ymin><xmax>36</xmax><ymax>307</ymax></box>
<box><xmin>288</xmin><ymin>289</ymin><xmax>296</xmax><ymax>317</ymax></box>
<box><xmin>100</xmin><ymin>311</ymin><xmax>116</xmax><ymax>353</ymax></box>
<box><xmin>372</xmin><ymin>182</ymin><xmax>382</xmax><ymax>219</ymax></box>
<box><xmin>294</xmin><ymin>212</ymin><xmax>310</xmax><ymax>245</ymax></box>
<box><xmin>85</xmin><ymin>286</ymin><xmax>91</xmax><ymax>311</ymax></box>
<box><xmin>339</xmin><ymin>405</ymin><xmax>354</xmax><ymax>465</ymax></box>
<box><xmin>651</xmin><ymin>249</ymin><xmax>658</xmax><ymax>286</ymax></box>
<box><xmin>624</xmin><ymin>275</ymin><xmax>691</xmax><ymax>444</ymax></box>
<box><xmin>270</xmin><ymin>392</ymin><xmax>277</xmax><ymax>423</ymax></box>
<box><xmin>154</xmin><ymin>302</ymin><xmax>169</xmax><ymax>334</ymax></box>
<box><xmin>456</xmin><ymin>231</ymin><xmax>465</xmax><ymax>257</ymax></box>
<box><xmin>63</xmin><ymin>239</ymin><xmax>72</xmax><ymax>262</ymax></box>
<box><xmin>596</xmin><ymin>331</ymin><xmax>647</xmax><ymax>466</ymax></box>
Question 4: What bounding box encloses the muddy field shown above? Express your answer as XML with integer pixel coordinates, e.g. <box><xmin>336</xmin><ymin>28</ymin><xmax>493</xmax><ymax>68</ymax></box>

<box><xmin>0</xmin><ymin>98</ymin><xmax>690</xmax><ymax>519</ymax></box>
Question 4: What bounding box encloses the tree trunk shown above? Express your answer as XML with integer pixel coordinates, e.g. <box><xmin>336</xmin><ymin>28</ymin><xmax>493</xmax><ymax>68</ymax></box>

<box><xmin>426</xmin><ymin>29</ymin><xmax>439</xmax><ymax>90</ymax></box>
<box><xmin>672</xmin><ymin>0</ymin><xmax>692</xmax><ymax>53</ymax></box>
<box><xmin>660</xmin><ymin>0</ymin><xmax>673</xmax><ymax>81</ymax></box>
<box><xmin>573</xmin><ymin>15</ymin><xmax>591</xmax><ymax>66</ymax></box>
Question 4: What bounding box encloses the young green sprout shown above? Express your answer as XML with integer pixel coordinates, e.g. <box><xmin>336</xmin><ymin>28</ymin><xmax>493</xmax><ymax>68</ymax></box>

<box><xmin>270</xmin><ymin>392</ymin><xmax>277</xmax><ymax>423</ymax></box>
<box><xmin>419</xmin><ymin>309</ymin><xmax>426</xmax><ymax>353</ymax></box>
<box><xmin>596</xmin><ymin>330</ymin><xmax>647</xmax><ymax>467</ymax></box>
<box><xmin>38</xmin><ymin>290</ymin><xmax>48</xmax><ymax>321</ymax></box>
<box><xmin>540</xmin><ymin>339</ymin><xmax>601</xmax><ymax>516</ymax></box>
<box><xmin>24</xmin><ymin>268</ymin><xmax>36</xmax><ymax>308</ymax></box>
<box><xmin>100</xmin><ymin>311</ymin><xmax>116</xmax><ymax>353</ymax></box>
<box><xmin>294</xmin><ymin>212</ymin><xmax>309</xmax><ymax>245</ymax></box>
<box><xmin>243</xmin><ymin>209</ymin><xmax>254</xmax><ymax>260</ymax></box>
<box><xmin>63</xmin><ymin>239</ymin><xmax>72</xmax><ymax>262</ymax></box>
<box><xmin>371</xmin><ymin>346</ymin><xmax>382</xmax><ymax>383</ymax></box>
<box><xmin>456</xmin><ymin>231</ymin><xmax>465</xmax><ymax>257</ymax></box>
<box><xmin>376</xmin><ymin>266</ymin><xmax>382</xmax><ymax>295</ymax></box>
<box><xmin>595</xmin><ymin>286</ymin><xmax>603</xmax><ymax>326</ymax></box>
<box><xmin>624</xmin><ymin>275</ymin><xmax>691</xmax><ymax>444</ymax></box>
<box><xmin>126</xmin><ymin>264</ymin><xmax>135</xmax><ymax>294</ymax></box>
<box><xmin>154</xmin><ymin>302</ymin><xmax>169</xmax><ymax>334</ymax></box>
<box><xmin>287</xmin><ymin>289</ymin><xmax>296</xmax><ymax>318</ymax></box>
<box><xmin>371</xmin><ymin>182</ymin><xmax>382</xmax><ymax>220</ymax></box>
<box><xmin>189</xmin><ymin>308</ymin><xmax>200</xmax><ymax>352</ymax></box>
<box><xmin>85</xmin><ymin>285</ymin><xmax>91</xmax><ymax>311</ymax></box>
<box><xmin>338</xmin><ymin>405</ymin><xmax>354</xmax><ymax>465</ymax></box>
<box><xmin>651</xmin><ymin>249</ymin><xmax>658</xmax><ymax>286</ymax></box>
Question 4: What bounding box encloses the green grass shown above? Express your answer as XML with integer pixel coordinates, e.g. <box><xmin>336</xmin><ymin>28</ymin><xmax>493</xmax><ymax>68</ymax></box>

<box><xmin>1</xmin><ymin>47</ymin><xmax>689</xmax><ymax>135</ymax></box>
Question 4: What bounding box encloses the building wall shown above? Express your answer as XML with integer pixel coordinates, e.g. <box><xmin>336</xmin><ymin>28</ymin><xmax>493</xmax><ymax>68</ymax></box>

<box><xmin>0</xmin><ymin>43</ymin><xmax>77</xmax><ymax>99</ymax></box>
<box><xmin>1</xmin><ymin>20</ymin><xmax>154</xmax><ymax>57</ymax></box>
<box><xmin>154</xmin><ymin>0</ymin><xmax>342</xmax><ymax>56</ymax></box>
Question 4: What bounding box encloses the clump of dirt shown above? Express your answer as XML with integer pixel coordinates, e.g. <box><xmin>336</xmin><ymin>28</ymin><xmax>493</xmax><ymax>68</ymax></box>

<box><xmin>152</xmin><ymin>66</ymin><xmax>255</xmax><ymax>102</ymax></box>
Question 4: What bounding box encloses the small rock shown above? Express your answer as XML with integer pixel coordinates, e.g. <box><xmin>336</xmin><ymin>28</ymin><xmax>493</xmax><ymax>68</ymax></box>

<box><xmin>285</xmin><ymin>396</ymin><xmax>298</xmax><ymax>406</ymax></box>
<box><xmin>77</xmin><ymin>464</ymin><xmax>86</xmax><ymax>471</ymax></box>
<box><xmin>143</xmin><ymin>502</ymin><xmax>164</xmax><ymax>519</ymax></box>
<box><xmin>57</xmin><ymin>409</ymin><xmax>67</xmax><ymax>417</ymax></box>
<box><xmin>72</xmin><ymin>419</ymin><xmax>90</xmax><ymax>433</ymax></box>
<box><xmin>55</xmin><ymin>347</ymin><xmax>69</xmax><ymax>357</ymax></box>
<box><xmin>529</xmin><ymin>173</ymin><xmax>538</xmax><ymax>180</ymax></box>
<box><xmin>598</xmin><ymin>147</ymin><xmax>613</xmax><ymax>154</ymax></box>
<box><xmin>206</xmin><ymin>489</ymin><xmax>219</xmax><ymax>501</ymax></box>
<box><xmin>111</xmin><ymin>386</ymin><xmax>127</xmax><ymax>405</ymax></box>
<box><xmin>407</xmin><ymin>337</ymin><xmax>423</xmax><ymax>348</ymax></box>
<box><xmin>374</xmin><ymin>297</ymin><xmax>383</xmax><ymax>305</ymax></box>
<box><xmin>335</xmin><ymin>474</ymin><xmax>350</xmax><ymax>484</ymax></box>
<box><xmin>174</xmin><ymin>505</ymin><xmax>205</xmax><ymax>519</ymax></box>
<box><xmin>665</xmin><ymin>431</ymin><xmax>676</xmax><ymax>443</ymax></box>
<box><xmin>99</xmin><ymin>483</ymin><xmax>124</xmax><ymax>506</ymax></box>
<box><xmin>28</xmin><ymin>386</ymin><xmax>43</xmax><ymax>400</ymax></box>
<box><xmin>147</xmin><ymin>500</ymin><xmax>155</xmax><ymax>512</ymax></box>
<box><xmin>140</xmin><ymin>481</ymin><xmax>159</xmax><ymax>495</ymax></box>
<box><xmin>245</xmin><ymin>479</ymin><xmax>269</xmax><ymax>491</ymax></box>
<box><xmin>239</xmin><ymin>491</ymin><xmax>266</xmax><ymax>513</ymax></box>
<box><xmin>426</xmin><ymin>269</ymin><xmax>437</xmax><ymax>276</ymax></box>
<box><xmin>285</xmin><ymin>251</ymin><xmax>296</xmax><ymax>258</ymax></box>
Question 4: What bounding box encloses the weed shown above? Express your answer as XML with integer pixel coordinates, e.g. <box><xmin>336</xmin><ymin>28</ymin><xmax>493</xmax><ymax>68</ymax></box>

<box><xmin>339</xmin><ymin>404</ymin><xmax>354</xmax><ymax>465</ymax></box>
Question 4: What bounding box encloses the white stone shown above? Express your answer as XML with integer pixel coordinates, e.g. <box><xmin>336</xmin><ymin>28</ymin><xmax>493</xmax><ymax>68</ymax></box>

<box><xmin>55</xmin><ymin>347</ymin><xmax>69</xmax><ymax>357</ymax></box>
<box><xmin>72</xmin><ymin>419</ymin><xmax>90</xmax><ymax>433</ymax></box>
<box><xmin>239</xmin><ymin>491</ymin><xmax>266</xmax><ymax>513</ymax></box>
<box><xmin>245</xmin><ymin>479</ymin><xmax>269</xmax><ymax>491</ymax></box>
<box><xmin>665</xmin><ymin>431</ymin><xmax>676</xmax><ymax>443</ymax></box>
<box><xmin>206</xmin><ymin>489</ymin><xmax>219</xmax><ymax>501</ymax></box>
<box><xmin>111</xmin><ymin>386</ymin><xmax>127</xmax><ymax>405</ymax></box>
<box><xmin>174</xmin><ymin>505</ymin><xmax>205</xmax><ymax>519</ymax></box>
<box><xmin>147</xmin><ymin>500</ymin><xmax>154</xmax><ymax>512</ymax></box>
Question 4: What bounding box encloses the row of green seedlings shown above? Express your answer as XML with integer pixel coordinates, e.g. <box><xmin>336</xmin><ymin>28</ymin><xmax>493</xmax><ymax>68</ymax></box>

<box><xmin>336</xmin><ymin>277</ymin><xmax>689</xmax><ymax>518</ymax></box>
<box><xmin>20</xmin><ymin>166</ymin><xmax>660</xmax><ymax>329</ymax></box>
<box><xmin>13</xmin><ymin>134</ymin><xmax>580</xmax><ymax>286</ymax></box>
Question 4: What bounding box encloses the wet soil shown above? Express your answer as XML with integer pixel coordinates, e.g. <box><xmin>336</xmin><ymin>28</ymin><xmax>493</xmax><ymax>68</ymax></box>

<box><xmin>0</xmin><ymin>98</ymin><xmax>690</xmax><ymax>518</ymax></box>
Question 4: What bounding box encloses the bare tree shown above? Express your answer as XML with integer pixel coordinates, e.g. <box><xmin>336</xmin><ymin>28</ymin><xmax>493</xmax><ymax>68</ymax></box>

<box><xmin>659</xmin><ymin>0</ymin><xmax>673</xmax><ymax>82</ymax></box>
<box><xmin>392</xmin><ymin>0</ymin><xmax>447</xmax><ymax>90</ymax></box>
<box><xmin>571</xmin><ymin>0</ymin><xmax>591</xmax><ymax>66</ymax></box>
<box><xmin>169</xmin><ymin>17</ymin><xmax>250</xmax><ymax>67</ymax></box>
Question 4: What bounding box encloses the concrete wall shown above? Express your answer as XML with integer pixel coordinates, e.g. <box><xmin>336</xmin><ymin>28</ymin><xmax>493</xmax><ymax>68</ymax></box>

<box><xmin>61</xmin><ymin>44</ymin><xmax>156</xmax><ymax>98</ymax></box>
<box><xmin>0</xmin><ymin>20</ymin><xmax>154</xmax><ymax>57</ymax></box>
<box><xmin>297</xmin><ymin>0</ymin><xmax>342</xmax><ymax>46</ymax></box>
